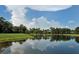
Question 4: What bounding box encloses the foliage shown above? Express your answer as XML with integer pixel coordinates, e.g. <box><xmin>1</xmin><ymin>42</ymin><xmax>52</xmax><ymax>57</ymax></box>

<box><xmin>0</xmin><ymin>16</ymin><xmax>79</xmax><ymax>34</ymax></box>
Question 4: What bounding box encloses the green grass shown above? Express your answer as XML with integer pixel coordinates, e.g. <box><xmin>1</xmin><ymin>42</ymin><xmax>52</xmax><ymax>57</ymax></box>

<box><xmin>0</xmin><ymin>33</ymin><xmax>33</xmax><ymax>42</ymax></box>
<box><xmin>49</xmin><ymin>34</ymin><xmax>79</xmax><ymax>37</ymax></box>
<box><xmin>0</xmin><ymin>33</ymin><xmax>79</xmax><ymax>42</ymax></box>
<box><xmin>31</xmin><ymin>34</ymin><xmax>79</xmax><ymax>37</ymax></box>
<box><xmin>62</xmin><ymin>34</ymin><xmax>79</xmax><ymax>37</ymax></box>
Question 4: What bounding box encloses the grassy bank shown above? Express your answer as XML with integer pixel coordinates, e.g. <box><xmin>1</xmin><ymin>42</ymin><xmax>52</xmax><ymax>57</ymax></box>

<box><xmin>0</xmin><ymin>33</ymin><xmax>79</xmax><ymax>42</ymax></box>
<box><xmin>62</xmin><ymin>34</ymin><xmax>79</xmax><ymax>37</ymax></box>
<box><xmin>46</xmin><ymin>34</ymin><xmax>79</xmax><ymax>37</ymax></box>
<box><xmin>0</xmin><ymin>33</ymin><xmax>33</xmax><ymax>42</ymax></box>
<box><xmin>30</xmin><ymin>34</ymin><xmax>79</xmax><ymax>37</ymax></box>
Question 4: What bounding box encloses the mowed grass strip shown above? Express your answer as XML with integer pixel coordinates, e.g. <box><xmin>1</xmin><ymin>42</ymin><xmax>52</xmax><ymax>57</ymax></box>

<box><xmin>0</xmin><ymin>33</ymin><xmax>33</xmax><ymax>42</ymax></box>
<box><xmin>0</xmin><ymin>33</ymin><xmax>79</xmax><ymax>42</ymax></box>
<box><xmin>61</xmin><ymin>34</ymin><xmax>79</xmax><ymax>37</ymax></box>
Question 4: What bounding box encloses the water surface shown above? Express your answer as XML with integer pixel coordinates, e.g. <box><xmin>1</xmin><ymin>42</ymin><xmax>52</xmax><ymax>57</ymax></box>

<box><xmin>1</xmin><ymin>35</ymin><xmax>79</xmax><ymax>54</ymax></box>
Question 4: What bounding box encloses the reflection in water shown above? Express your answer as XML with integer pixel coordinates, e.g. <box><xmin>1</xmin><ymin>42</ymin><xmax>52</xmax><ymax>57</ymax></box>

<box><xmin>50</xmin><ymin>35</ymin><xmax>71</xmax><ymax>41</ymax></box>
<box><xmin>75</xmin><ymin>37</ymin><xmax>79</xmax><ymax>43</ymax></box>
<box><xmin>32</xmin><ymin>35</ymin><xmax>50</xmax><ymax>40</ymax></box>
<box><xmin>0</xmin><ymin>42</ymin><xmax>12</xmax><ymax>53</ymax></box>
<box><xmin>3</xmin><ymin>39</ymin><xmax>64</xmax><ymax>54</ymax></box>
<box><xmin>1</xmin><ymin>35</ymin><xmax>79</xmax><ymax>54</ymax></box>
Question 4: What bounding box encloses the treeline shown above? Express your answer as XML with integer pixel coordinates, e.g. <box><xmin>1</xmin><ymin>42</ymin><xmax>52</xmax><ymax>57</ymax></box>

<box><xmin>0</xmin><ymin>17</ymin><xmax>79</xmax><ymax>34</ymax></box>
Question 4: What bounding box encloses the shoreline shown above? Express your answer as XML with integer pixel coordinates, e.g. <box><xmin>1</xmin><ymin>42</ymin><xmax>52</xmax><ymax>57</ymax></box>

<box><xmin>0</xmin><ymin>33</ymin><xmax>79</xmax><ymax>42</ymax></box>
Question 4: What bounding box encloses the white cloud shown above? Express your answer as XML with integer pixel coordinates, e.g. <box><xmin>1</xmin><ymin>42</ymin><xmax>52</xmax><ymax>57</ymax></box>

<box><xmin>9</xmin><ymin>39</ymin><xmax>63</xmax><ymax>53</ymax></box>
<box><xmin>65</xmin><ymin>26</ymin><xmax>70</xmax><ymax>28</ymax></box>
<box><xmin>6</xmin><ymin>5</ymin><xmax>30</xmax><ymax>28</ymax></box>
<box><xmin>6</xmin><ymin>5</ymin><xmax>72</xmax><ymax>29</ymax></box>
<box><xmin>29</xmin><ymin>16</ymin><xmax>63</xmax><ymax>29</ymax></box>
<box><xmin>28</xmin><ymin>5</ymin><xmax>72</xmax><ymax>11</ymax></box>
<box><xmin>68</xmin><ymin>20</ymin><xmax>75</xmax><ymax>24</ymax></box>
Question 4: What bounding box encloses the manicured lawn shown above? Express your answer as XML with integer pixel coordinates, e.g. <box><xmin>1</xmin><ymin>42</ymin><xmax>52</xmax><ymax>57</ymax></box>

<box><xmin>51</xmin><ymin>34</ymin><xmax>79</xmax><ymax>37</ymax></box>
<box><xmin>62</xmin><ymin>34</ymin><xmax>79</xmax><ymax>37</ymax></box>
<box><xmin>0</xmin><ymin>33</ymin><xmax>79</xmax><ymax>42</ymax></box>
<box><xmin>0</xmin><ymin>33</ymin><xmax>33</xmax><ymax>42</ymax></box>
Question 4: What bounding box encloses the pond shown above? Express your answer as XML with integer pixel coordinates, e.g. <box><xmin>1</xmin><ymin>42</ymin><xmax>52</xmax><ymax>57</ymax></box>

<box><xmin>1</xmin><ymin>35</ymin><xmax>79</xmax><ymax>54</ymax></box>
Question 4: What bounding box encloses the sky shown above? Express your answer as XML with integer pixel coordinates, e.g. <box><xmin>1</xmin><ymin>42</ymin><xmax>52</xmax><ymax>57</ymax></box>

<box><xmin>0</xmin><ymin>5</ymin><xmax>79</xmax><ymax>29</ymax></box>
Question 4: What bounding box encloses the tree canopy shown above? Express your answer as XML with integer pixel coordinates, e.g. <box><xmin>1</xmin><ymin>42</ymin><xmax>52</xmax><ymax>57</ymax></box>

<box><xmin>0</xmin><ymin>16</ymin><xmax>79</xmax><ymax>34</ymax></box>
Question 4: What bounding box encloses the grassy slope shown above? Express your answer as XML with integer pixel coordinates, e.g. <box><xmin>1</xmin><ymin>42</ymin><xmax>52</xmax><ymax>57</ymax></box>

<box><xmin>31</xmin><ymin>34</ymin><xmax>79</xmax><ymax>36</ymax></box>
<box><xmin>0</xmin><ymin>33</ymin><xmax>33</xmax><ymax>42</ymax></box>
<box><xmin>62</xmin><ymin>34</ymin><xmax>79</xmax><ymax>37</ymax></box>
<box><xmin>0</xmin><ymin>33</ymin><xmax>79</xmax><ymax>42</ymax></box>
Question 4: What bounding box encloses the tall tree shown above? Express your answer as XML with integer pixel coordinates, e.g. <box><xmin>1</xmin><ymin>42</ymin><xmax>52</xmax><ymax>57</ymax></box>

<box><xmin>3</xmin><ymin>21</ymin><xmax>13</xmax><ymax>33</ymax></box>
<box><xmin>0</xmin><ymin>17</ymin><xmax>6</xmax><ymax>33</ymax></box>
<box><xmin>19</xmin><ymin>24</ymin><xmax>27</xmax><ymax>33</ymax></box>
<box><xmin>75</xmin><ymin>27</ymin><xmax>79</xmax><ymax>34</ymax></box>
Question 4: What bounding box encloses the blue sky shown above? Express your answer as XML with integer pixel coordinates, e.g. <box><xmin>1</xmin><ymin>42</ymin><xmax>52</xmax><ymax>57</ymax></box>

<box><xmin>0</xmin><ymin>5</ymin><xmax>11</xmax><ymax>20</ymax></box>
<box><xmin>0</xmin><ymin>5</ymin><xmax>79</xmax><ymax>29</ymax></box>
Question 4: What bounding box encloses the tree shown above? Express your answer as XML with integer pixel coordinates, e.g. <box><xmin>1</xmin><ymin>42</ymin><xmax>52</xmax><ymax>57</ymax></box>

<box><xmin>12</xmin><ymin>26</ymin><xmax>19</xmax><ymax>33</ymax></box>
<box><xmin>3</xmin><ymin>21</ymin><xmax>13</xmax><ymax>33</ymax></box>
<box><xmin>0</xmin><ymin>16</ymin><xmax>77</xmax><ymax>34</ymax></box>
<box><xmin>50</xmin><ymin>27</ymin><xmax>55</xmax><ymax>34</ymax></box>
<box><xmin>0</xmin><ymin>17</ymin><xmax>6</xmax><ymax>33</ymax></box>
<box><xmin>19</xmin><ymin>24</ymin><xmax>27</xmax><ymax>33</ymax></box>
<box><xmin>75</xmin><ymin>27</ymin><xmax>79</xmax><ymax>34</ymax></box>
<box><xmin>50</xmin><ymin>27</ymin><xmax>71</xmax><ymax>34</ymax></box>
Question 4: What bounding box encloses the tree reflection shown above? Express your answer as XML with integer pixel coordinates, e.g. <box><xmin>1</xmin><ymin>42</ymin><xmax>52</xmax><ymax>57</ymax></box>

<box><xmin>32</xmin><ymin>35</ymin><xmax>71</xmax><ymax>42</ymax></box>
<box><xmin>0</xmin><ymin>42</ymin><xmax>12</xmax><ymax>53</ymax></box>
<box><xmin>50</xmin><ymin>35</ymin><xmax>71</xmax><ymax>42</ymax></box>
<box><xmin>19</xmin><ymin>40</ymin><xmax>26</xmax><ymax>44</ymax></box>
<box><xmin>43</xmin><ymin>35</ymin><xmax>50</xmax><ymax>40</ymax></box>
<box><xmin>33</xmin><ymin>35</ymin><xmax>42</xmax><ymax>40</ymax></box>
<box><xmin>75</xmin><ymin>37</ymin><xmax>79</xmax><ymax>43</ymax></box>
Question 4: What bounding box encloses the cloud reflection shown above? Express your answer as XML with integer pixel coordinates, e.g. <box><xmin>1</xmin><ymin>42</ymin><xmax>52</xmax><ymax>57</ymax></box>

<box><xmin>9</xmin><ymin>39</ymin><xmax>63</xmax><ymax>54</ymax></box>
